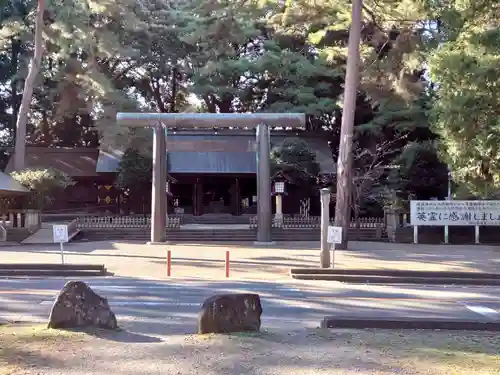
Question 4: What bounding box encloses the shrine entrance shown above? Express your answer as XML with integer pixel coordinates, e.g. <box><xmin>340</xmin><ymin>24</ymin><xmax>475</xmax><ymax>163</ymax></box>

<box><xmin>117</xmin><ymin>112</ymin><xmax>304</xmax><ymax>244</ymax></box>
<box><xmin>202</xmin><ymin>177</ymin><xmax>233</xmax><ymax>214</ymax></box>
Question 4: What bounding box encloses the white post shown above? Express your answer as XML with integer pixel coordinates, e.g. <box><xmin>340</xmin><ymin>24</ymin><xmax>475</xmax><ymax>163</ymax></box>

<box><xmin>475</xmin><ymin>226</ymin><xmax>480</xmax><ymax>244</ymax></box>
<box><xmin>413</xmin><ymin>225</ymin><xmax>418</xmax><ymax>244</ymax></box>
<box><xmin>444</xmin><ymin>225</ymin><xmax>449</xmax><ymax>244</ymax></box>
<box><xmin>320</xmin><ymin>188</ymin><xmax>331</xmax><ymax>268</ymax></box>
<box><xmin>60</xmin><ymin>242</ymin><xmax>65</xmax><ymax>264</ymax></box>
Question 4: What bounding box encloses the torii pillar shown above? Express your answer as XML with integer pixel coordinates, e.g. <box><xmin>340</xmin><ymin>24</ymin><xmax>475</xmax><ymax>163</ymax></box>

<box><xmin>117</xmin><ymin>112</ymin><xmax>305</xmax><ymax>244</ymax></box>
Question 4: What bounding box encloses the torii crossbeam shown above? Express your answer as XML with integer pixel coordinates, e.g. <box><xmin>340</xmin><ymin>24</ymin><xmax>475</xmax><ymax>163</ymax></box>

<box><xmin>117</xmin><ymin>112</ymin><xmax>305</xmax><ymax>244</ymax></box>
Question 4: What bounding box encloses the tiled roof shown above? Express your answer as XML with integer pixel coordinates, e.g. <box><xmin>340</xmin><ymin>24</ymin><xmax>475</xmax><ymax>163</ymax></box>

<box><xmin>5</xmin><ymin>147</ymin><xmax>100</xmax><ymax>177</ymax></box>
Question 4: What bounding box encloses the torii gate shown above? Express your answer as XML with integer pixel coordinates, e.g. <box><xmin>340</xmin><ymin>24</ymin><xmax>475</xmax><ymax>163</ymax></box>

<box><xmin>116</xmin><ymin>112</ymin><xmax>305</xmax><ymax>244</ymax></box>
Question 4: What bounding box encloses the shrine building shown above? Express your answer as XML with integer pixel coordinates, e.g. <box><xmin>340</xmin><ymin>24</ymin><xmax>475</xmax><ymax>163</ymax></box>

<box><xmin>5</xmin><ymin>130</ymin><xmax>335</xmax><ymax>216</ymax></box>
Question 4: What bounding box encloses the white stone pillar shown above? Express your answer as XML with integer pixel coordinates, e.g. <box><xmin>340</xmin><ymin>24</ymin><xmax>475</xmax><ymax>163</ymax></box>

<box><xmin>320</xmin><ymin>188</ymin><xmax>331</xmax><ymax>268</ymax></box>
<box><xmin>275</xmin><ymin>194</ymin><xmax>283</xmax><ymax>227</ymax></box>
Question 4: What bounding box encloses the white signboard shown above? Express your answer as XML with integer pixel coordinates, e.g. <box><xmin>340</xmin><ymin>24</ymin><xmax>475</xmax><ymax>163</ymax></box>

<box><xmin>52</xmin><ymin>224</ymin><xmax>69</xmax><ymax>243</ymax></box>
<box><xmin>327</xmin><ymin>226</ymin><xmax>343</xmax><ymax>244</ymax></box>
<box><xmin>411</xmin><ymin>200</ymin><xmax>500</xmax><ymax>226</ymax></box>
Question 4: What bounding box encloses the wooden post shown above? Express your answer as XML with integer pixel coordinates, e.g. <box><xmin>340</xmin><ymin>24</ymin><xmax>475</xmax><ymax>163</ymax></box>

<box><xmin>235</xmin><ymin>178</ymin><xmax>241</xmax><ymax>216</ymax></box>
<box><xmin>166</xmin><ymin>250</ymin><xmax>171</xmax><ymax>277</ymax></box>
<box><xmin>333</xmin><ymin>0</ymin><xmax>363</xmax><ymax>250</ymax></box>
<box><xmin>192</xmin><ymin>180</ymin><xmax>197</xmax><ymax>215</ymax></box>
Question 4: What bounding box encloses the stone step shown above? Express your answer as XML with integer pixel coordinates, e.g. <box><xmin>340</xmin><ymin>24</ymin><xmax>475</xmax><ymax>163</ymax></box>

<box><xmin>179</xmin><ymin>214</ymin><xmax>254</xmax><ymax>225</ymax></box>
<box><xmin>78</xmin><ymin>228</ymin><xmax>385</xmax><ymax>242</ymax></box>
<box><xmin>22</xmin><ymin>221</ymin><xmax>80</xmax><ymax>244</ymax></box>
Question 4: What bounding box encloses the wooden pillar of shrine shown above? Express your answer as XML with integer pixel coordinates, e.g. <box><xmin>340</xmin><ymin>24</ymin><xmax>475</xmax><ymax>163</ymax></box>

<box><xmin>234</xmin><ymin>178</ymin><xmax>241</xmax><ymax>216</ymax></box>
<box><xmin>193</xmin><ymin>178</ymin><xmax>204</xmax><ymax>216</ymax></box>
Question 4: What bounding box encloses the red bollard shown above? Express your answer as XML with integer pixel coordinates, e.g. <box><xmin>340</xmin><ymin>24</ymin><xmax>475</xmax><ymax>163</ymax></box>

<box><xmin>225</xmin><ymin>251</ymin><xmax>230</xmax><ymax>278</ymax></box>
<box><xmin>166</xmin><ymin>250</ymin><xmax>171</xmax><ymax>277</ymax></box>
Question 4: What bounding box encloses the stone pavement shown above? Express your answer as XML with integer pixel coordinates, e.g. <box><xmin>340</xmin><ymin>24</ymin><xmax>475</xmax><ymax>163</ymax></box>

<box><xmin>0</xmin><ymin>240</ymin><xmax>499</xmax><ymax>280</ymax></box>
<box><xmin>1</xmin><ymin>277</ymin><xmax>500</xmax><ymax>335</ymax></box>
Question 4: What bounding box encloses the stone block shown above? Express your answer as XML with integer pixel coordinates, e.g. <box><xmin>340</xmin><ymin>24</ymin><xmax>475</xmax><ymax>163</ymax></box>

<box><xmin>198</xmin><ymin>293</ymin><xmax>262</xmax><ymax>334</ymax></box>
<box><xmin>47</xmin><ymin>280</ymin><xmax>117</xmax><ymax>330</ymax></box>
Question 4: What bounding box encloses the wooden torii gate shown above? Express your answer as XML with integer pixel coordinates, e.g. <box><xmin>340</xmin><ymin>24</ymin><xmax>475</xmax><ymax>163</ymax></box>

<box><xmin>116</xmin><ymin>112</ymin><xmax>305</xmax><ymax>244</ymax></box>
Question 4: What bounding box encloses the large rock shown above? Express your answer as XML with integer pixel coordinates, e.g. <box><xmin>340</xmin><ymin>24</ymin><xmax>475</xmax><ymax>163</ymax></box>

<box><xmin>47</xmin><ymin>281</ymin><xmax>118</xmax><ymax>330</ymax></box>
<box><xmin>198</xmin><ymin>293</ymin><xmax>262</xmax><ymax>334</ymax></box>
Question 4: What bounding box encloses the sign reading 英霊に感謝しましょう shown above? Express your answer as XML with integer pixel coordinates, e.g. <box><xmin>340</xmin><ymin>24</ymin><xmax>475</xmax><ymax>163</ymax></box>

<box><xmin>410</xmin><ymin>200</ymin><xmax>500</xmax><ymax>226</ymax></box>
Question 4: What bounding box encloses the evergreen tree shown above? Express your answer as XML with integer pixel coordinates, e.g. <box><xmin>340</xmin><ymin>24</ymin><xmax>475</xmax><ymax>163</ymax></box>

<box><xmin>428</xmin><ymin>0</ymin><xmax>500</xmax><ymax>197</ymax></box>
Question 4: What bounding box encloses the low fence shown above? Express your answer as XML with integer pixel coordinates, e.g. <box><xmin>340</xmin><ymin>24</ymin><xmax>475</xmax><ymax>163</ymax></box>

<box><xmin>249</xmin><ymin>215</ymin><xmax>384</xmax><ymax>229</ymax></box>
<box><xmin>0</xmin><ymin>209</ymin><xmax>41</xmax><ymax>229</ymax></box>
<box><xmin>76</xmin><ymin>215</ymin><xmax>181</xmax><ymax>229</ymax></box>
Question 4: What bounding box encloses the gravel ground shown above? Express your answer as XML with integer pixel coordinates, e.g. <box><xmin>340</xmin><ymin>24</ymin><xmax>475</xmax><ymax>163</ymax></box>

<box><xmin>1</xmin><ymin>240</ymin><xmax>499</xmax><ymax>281</ymax></box>
<box><xmin>1</xmin><ymin>324</ymin><xmax>499</xmax><ymax>375</ymax></box>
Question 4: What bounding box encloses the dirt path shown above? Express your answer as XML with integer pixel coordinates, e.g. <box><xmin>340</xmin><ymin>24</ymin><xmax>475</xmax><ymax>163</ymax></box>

<box><xmin>1</xmin><ymin>324</ymin><xmax>499</xmax><ymax>375</ymax></box>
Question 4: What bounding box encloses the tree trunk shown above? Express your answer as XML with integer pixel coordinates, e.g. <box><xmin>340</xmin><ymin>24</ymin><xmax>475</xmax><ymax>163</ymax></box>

<box><xmin>170</xmin><ymin>66</ymin><xmax>177</xmax><ymax>113</ymax></box>
<box><xmin>12</xmin><ymin>0</ymin><xmax>45</xmax><ymax>171</ymax></box>
<box><xmin>333</xmin><ymin>0</ymin><xmax>363</xmax><ymax>250</ymax></box>
<box><xmin>10</xmin><ymin>38</ymin><xmax>21</xmax><ymax>144</ymax></box>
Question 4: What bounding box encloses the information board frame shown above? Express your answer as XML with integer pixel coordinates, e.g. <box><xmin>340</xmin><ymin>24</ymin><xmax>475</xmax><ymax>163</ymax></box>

<box><xmin>410</xmin><ymin>200</ymin><xmax>500</xmax><ymax>226</ymax></box>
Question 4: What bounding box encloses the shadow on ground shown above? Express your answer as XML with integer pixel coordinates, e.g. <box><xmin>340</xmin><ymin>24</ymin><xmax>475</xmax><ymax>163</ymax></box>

<box><xmin>1</xmin><ymin>323</ymin><xmax>499</xmax><ymax>375</ymax></box>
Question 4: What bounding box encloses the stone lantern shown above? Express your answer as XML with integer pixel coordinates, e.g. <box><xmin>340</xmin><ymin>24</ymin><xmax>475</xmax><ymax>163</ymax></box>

<box><xmin>272</xmin><ymin>172</ymin><xmax>290</xmax><ymax>227</ymax></box>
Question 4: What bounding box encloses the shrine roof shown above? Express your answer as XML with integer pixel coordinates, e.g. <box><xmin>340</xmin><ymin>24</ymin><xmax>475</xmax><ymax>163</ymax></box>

<box><xmin>5</xmin><ymin>147</ymin><xmax>100</xmax><ymax>177</ymax></box>
<box><xmin>97</xmin><ymin>132</ymin><xmax>336</xmax><ymax>175</ymax></box>
<box><xmin>0</xmin><ymin>171</ymin><xmax>31</xmax><ymax>195</ymax></box>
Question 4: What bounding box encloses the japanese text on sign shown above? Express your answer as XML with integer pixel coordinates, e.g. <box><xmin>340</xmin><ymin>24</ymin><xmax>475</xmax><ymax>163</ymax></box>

<box><xmin>327</xmin><ymin>226</ymin><xmax>342</xmax><ymax>244</ymax></box>
<box><xmin>52</xmin><ymin>224</ymin><xmax>69</xmax><ymax>243</ymax></box>
<box><xmin>410</xmin><ymin>200</ymin><xmax>500</xmax><ymax>226</ymax></box>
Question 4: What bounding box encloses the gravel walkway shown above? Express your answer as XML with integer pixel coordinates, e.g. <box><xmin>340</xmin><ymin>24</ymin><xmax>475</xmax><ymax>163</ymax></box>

<box><xmin>1</xmin><ymin>324</ymin><xmax>499</xmax><ymax>375</ymax></box>
<box><xmin>1</xmin><ymin>241</ymin><xmax>499</xmax><ymax>281</ymax></box>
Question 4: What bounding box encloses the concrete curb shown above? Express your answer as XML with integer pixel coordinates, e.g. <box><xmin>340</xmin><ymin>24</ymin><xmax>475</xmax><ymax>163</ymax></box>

<box><xmin>291</xmin><ymin>274</ymin><xmax>500</xmax><ymax>285</ymax></box>
<box><xmin>290</xmin><ymin>268</ymin><xmax>500</xmax><ymax>279</ymax></box>
<box><xmin>321</xmin><ymin>316</ymin><xmax>500</xmax><ymax>331</ymax></box>
<box><xmin>290</xmin><ymin>268</ymin><xmax>500</xmax><ymax>285</ymax></box>
<box><xmin>0</xmin><ymin>263</ymin><xmax>107</xmax><ymax>277</ymax></box>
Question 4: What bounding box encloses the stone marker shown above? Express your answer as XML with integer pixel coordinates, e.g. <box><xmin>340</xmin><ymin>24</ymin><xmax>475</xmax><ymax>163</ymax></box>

<box><xmin>198</xmin><ymin>293</ymin><xmax>262</xmax><ymax>334</ymax></box>
<box><xmin>47</xmin><ymin>280</ymin><xmax>118</xmax><ymax>330</ymax></box>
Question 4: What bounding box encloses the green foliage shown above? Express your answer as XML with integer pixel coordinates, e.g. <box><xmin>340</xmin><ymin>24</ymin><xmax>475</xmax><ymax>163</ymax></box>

<box><xmin>388</xmin><ymin>142</ymin><xmax>449</xmax><ymax>200</ymax></box>
<box><xmin>429</xmin><ymin>1</ymin><xmax>500</xmax><ymax>197</ymax></box>
<box><xmin>9</xmin><ymin>167</ymin><xmax>75</xmax><ymax>208</ymax></box>
<box><xmin>10</xmin><ymin>167</ymin><xmax>74</xmax><ymax>192</ymax></box>
<box><xmin>116</xmin><ymin>148</ymin><xmax>152</xmax><ymax>192</ymax></box>
<box><xmin>270</xmin><ymin>138</ymin><xmax>320</xmax><ymax>185</ymax></box>
<box><xmin>1</xmin><ymin>0</ymin><xmax>493</xmax><ymax>202</ymax></box>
